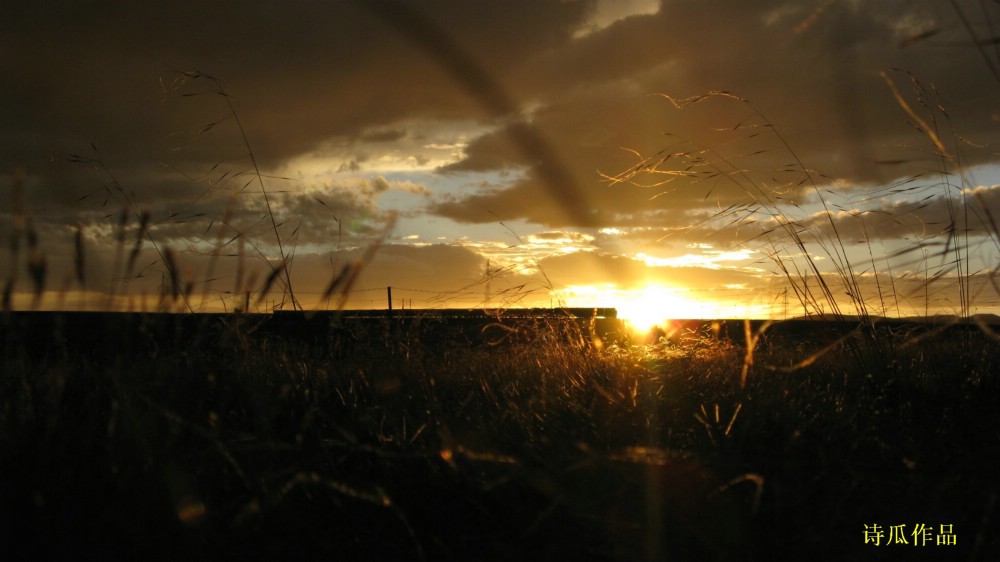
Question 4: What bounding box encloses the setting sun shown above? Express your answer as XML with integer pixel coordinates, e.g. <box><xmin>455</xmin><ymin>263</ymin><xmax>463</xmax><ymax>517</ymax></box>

<box><xmin>615</xmin><ymin>285</ymin><xmax>703</xmax><ymax>333</ymax></box>
<box><xmin>559</xmin><ymin>283</ymin><xmax>772</xmax><ymax>334</ymax></box>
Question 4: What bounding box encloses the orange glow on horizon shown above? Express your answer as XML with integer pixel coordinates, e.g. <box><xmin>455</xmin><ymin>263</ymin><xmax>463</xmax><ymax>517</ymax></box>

<box><xmin>559</xmin><ymin>283</ymin><xmax>771</xmax><ymax>333</ymax></box>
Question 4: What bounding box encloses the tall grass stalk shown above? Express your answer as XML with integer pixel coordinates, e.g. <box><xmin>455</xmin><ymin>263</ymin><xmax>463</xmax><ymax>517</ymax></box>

<box><xmin>2</xmin><ymin>169</ymin><xmax>26</xmax><ymax>312</ymax></box>
<box><xmin>168</xmin><ymin>71</ymin><xmax>301</xmax><ymax>311</ymax></box>
<box><xmin>609</xmin><ymin>79</ymin><xmax>999</xmax><ymax>326</ymax></box>
<box><xmin>4</xmin><ymin>308</ymin><xmax>997</xmax><ymax>560</ymax></box>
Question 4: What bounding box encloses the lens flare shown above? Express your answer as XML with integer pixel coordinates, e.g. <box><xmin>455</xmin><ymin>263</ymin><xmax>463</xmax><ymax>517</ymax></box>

<box><xmin>615</xmin><ymin>285</ymin><xmax>701</xmax><ymax>334</ymax></box>
<box><xmin>559</xmin><ymin>283</ymin><xmax>770</xmax><ymax>335</ymax></box>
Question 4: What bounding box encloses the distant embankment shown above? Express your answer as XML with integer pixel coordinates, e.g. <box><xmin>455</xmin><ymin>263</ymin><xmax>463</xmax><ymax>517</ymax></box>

<box><xmin>0</xmin><ymin>308</ymin><xmax>624</xmax><ymax>358</ymax></box>
<box><xmin>268</xmin><ymin>308</ymin><xmax>622</xmax><ymax>344</ymax></box>
<box><xmin>657</xmin><ymin>316</ymin><xmax>1000</xmax><ymax>350</ymax></box>
<box><xmin>3</xmin><ymin>310</ymin><xmax>996</xmax><ymax>360</ymax></box>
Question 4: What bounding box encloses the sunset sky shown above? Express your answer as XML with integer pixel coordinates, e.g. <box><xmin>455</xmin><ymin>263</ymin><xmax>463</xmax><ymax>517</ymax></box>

<box><xmin>4</xmin><ymin>0</ymin><xmax>1000</xmax><ymax>320</ymax></box>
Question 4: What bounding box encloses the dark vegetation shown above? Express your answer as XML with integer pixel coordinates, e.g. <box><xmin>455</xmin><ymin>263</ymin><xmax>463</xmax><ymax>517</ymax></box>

<box><xmin>2</xmin><ymin>311</ymin><xmax>998</xmax><ymax>561</ymax></box>
<box><xmin>3</xmin><ymin>7</ymin><xmax>1000</xmax><ymax>560</ymax></box>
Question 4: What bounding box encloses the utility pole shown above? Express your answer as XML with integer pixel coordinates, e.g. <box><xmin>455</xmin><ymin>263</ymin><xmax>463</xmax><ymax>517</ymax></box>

<box><xmin>386</xmin><ymin>286</ymin><xmax>395</xmax><ymax>341</ymax></box>
<box><xmin>484</xmin><ymin>259</ymin><xmax>491</xmax><ymax>310</ymax></box>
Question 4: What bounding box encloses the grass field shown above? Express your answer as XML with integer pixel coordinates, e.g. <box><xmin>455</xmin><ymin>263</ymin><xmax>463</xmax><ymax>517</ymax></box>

<box><xmin>3</xmin><ymin>10</ymin><xmax>999</xmax><ymax>558</ymax></box>
<box><xmin>2</xmin><ymin>311</ymin><xmax>998</xmax><ymax>561</ymax></box>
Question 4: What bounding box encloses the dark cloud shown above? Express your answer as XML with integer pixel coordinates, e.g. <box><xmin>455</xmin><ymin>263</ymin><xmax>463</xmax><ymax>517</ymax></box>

<box><xmin>433</xmin><ymin>0</ymin><xmax>1000</xmax><ymax>226</ymax></box>
<box><xmin>439</xmin><ymin>123</ymin><xmax>527</xmax><ymax>173</ymax></box>
<box><xmin>4</xmin><ymin>0</ymin><xmax>1000</xmax><ymax>311</ymax></box>
<box><xmin>1</xmin><ymin>0</ymin><xmax>590</xmax><ymax>199</ymax></box>
<box><xmin>794</xmin><ymin>184</ymin><xmax>1000</xmax><ymax>244</ymax></box>
<box><xmin>360</xmin><ymin>128</ymin><xmax>408</xmax><ymax>144</ymax></box>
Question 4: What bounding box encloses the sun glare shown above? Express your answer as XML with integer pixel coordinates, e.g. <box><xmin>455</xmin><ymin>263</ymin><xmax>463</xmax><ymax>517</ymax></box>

<box><xmin>614</xmin><ymin>285</ymin><xmax>707</xmax><ymax>333</ymax></box>
<box><xmin>560</xmin><ymin>283</ymin><xmax>771</xmax><ymax>334</ymax></box>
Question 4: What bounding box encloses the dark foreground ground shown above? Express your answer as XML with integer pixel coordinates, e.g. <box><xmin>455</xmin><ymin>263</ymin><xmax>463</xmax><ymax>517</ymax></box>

<box><xmin>1</xmin><ymin>311</ymin><xmax>998</xmax><ymax>561</ymax></box>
